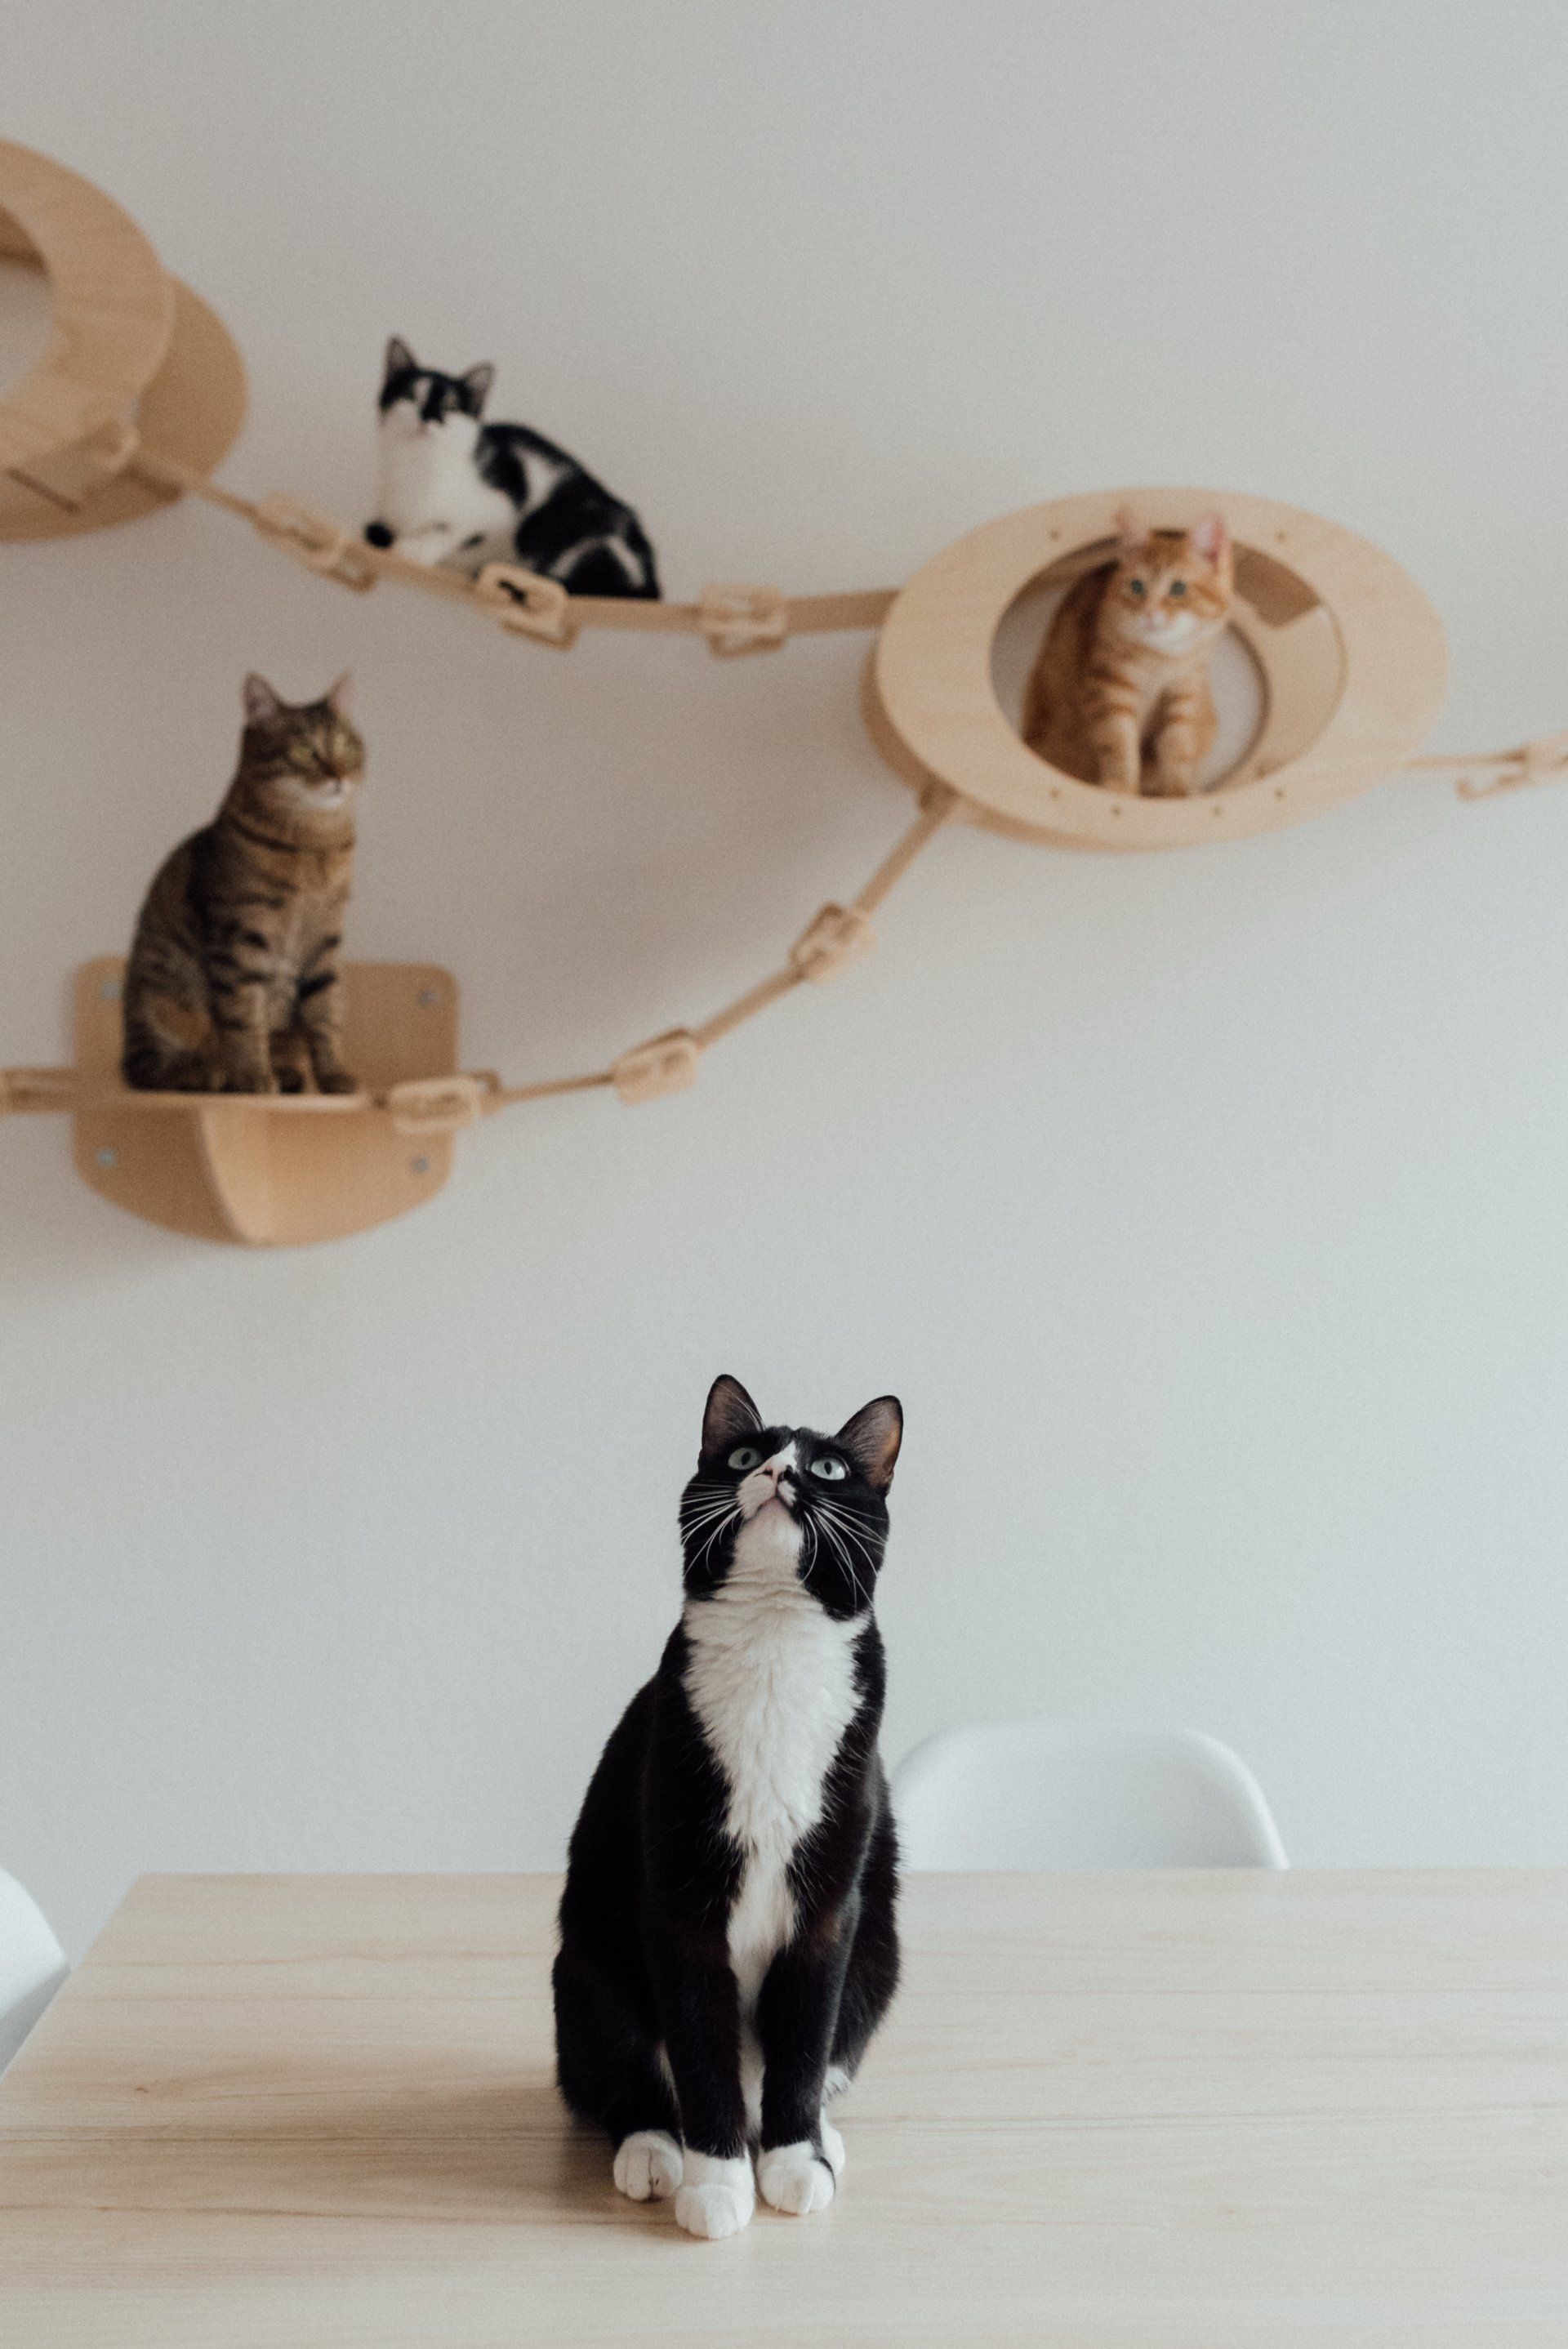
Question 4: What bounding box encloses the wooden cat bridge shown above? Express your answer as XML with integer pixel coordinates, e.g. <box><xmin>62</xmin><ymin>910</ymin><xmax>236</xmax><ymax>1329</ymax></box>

<box><xmin>2</xmin><ymin>140</ymin><xmax>1562</xmax><ymax>1246</ymax></box>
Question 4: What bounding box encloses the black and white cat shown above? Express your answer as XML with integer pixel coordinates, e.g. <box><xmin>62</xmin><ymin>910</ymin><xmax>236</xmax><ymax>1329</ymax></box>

<box><xmin>363</xmin><ymin>338</ymin><xmax>660</xmax><ymax>598</ymax></box>
<box><xmin>553</xmin><ymin>1375</ymin><xmax>902</xmax><ymax>2240</ymax></box>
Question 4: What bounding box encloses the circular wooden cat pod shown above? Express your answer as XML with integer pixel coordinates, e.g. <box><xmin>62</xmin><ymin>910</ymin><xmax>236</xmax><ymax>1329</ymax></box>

<box><xmin>0</xmin><ymin>140</ymin><xmax>245</xmax><ymax>538</ymax></box>
<box><xmin>865</xmin><ymin>488</ymin><xmax>1449</xmax><ymax>851</ymax></box>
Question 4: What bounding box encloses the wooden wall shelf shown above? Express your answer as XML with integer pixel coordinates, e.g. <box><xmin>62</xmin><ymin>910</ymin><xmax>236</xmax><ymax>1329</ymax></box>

<box><xmin>0</xmin><ymin>140</ymin><xmax>245</xmax><ymax>540</ymax></box>
<box><xmin>66</xmin><ymin>960</ymin><xmax>462</xmax><ymax>1246</ymax></box>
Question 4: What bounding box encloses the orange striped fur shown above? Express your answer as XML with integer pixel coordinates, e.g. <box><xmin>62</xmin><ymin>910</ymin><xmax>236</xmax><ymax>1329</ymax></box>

<box><xmin>1022</xmin><ymin>511</ymin><xmax>1234</xmax><ymax>796</ymax></box>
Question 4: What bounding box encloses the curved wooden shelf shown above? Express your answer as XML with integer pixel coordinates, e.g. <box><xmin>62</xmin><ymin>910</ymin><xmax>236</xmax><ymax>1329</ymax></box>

<box><xmin>0</xmin><ymin>140</ymin><xmax>245</xmax><ymax>539</ymax></box>
<box><xmin>69</xmin><ymin>959</ymin><xmax>461</xmax><ymax>1247</ymax></box>
<box><xmin>866</xmin><ymin>488</ymin><xmax>1449</xmax><ymax>852</ymax></box>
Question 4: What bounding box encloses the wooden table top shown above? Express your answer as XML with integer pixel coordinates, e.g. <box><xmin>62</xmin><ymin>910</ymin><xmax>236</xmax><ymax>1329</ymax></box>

<box><xmin>0</xmin><ymin>1870</ymin><xmax>1564</xmax><ymax>2346</ymax></box>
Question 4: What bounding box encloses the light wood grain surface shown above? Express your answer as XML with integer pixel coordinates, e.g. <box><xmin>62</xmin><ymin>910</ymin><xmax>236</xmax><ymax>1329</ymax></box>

<box><xmin>1</xmin><ymin>1871</ymin><xmax>1563</xmax><ymax>2347</ymax></box>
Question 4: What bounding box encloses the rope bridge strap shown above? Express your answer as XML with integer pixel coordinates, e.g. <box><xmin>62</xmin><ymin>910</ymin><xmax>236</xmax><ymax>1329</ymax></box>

<box><xmin>2</xmin><ymin>791</ymin><xmax>961</xmax><ymax>1129</ymax></box>
<box><xmin>128</xmin><ymin>448</ymin><xmax>897</xmax><ymax>655</ymax></box>
<box><xmin>1407</xmin><ymin>728</ymin><xmax>1568</xmax><ymax>801</ymax></box>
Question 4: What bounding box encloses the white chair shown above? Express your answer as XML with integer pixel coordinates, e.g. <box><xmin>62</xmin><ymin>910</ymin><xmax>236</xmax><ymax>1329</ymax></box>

<box><xmin>893</xmin><ymin>1719</ymin><xmax>1289</xmax><ymax>1870</ymax></box>
<box><xmin>0</xmin><ymin>1870</ymin><xmax>68</xmax><ymax>2075</ymax></box>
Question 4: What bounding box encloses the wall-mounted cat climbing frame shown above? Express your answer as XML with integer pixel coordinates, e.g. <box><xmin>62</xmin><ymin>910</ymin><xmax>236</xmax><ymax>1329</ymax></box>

<box><xmin>2</xmin><ymin>139</ymin><xmax>1566</xmax><ymax>1246</ymax></box>
<box><xmin>0</xmin><ymin>140</ymin><xmax>245</xmax><ymax>538</ymax></box>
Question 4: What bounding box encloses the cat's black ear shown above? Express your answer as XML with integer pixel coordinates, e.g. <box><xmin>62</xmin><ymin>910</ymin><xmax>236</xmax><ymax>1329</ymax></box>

<box><xmin>836</xmin><ymin>1397</ymin><xmax>902</xmax><ymax>1493</ymax></box>
<box><xmin>460</xmin><ymin>363</ymin><xmax>495</xmax><ymax>414</ymax></box>
<box><xmin>243</xmin><ymin>673</ymin><xmax>283</xmax><ymax>727</ymax></box>
<box><xmin>383</xmin><ymin>336</ymin><xmax>416</xmax><ymax>383</ymax></box>
<box><xmin>702</xmin><ymin>1375</ymin><xmax>761</xmax><ymax>1458</ymax></box>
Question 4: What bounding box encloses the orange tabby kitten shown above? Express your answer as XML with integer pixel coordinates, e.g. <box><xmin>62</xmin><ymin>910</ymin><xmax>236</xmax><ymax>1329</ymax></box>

<box><xmin>1022</xmin><ymin>511</ymin><xmax>1234</xmax><ymax>796</ymax></box>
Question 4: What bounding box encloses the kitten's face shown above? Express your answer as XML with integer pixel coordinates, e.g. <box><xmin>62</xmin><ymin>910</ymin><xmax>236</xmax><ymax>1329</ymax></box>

<box><xmin>378</xmin><ymin>338</ymin><xmax>494</xmax><ymax>449</ymax></box>
<box><xmin>241</xmin><ymin>675</ymin><xmax>365</xmax><ymax>815</ymax></box>
<box><xmin>1106</xmin><ymin>515</ymin><xmax>1233</xmax><ymax>656</ymax></box>
<box><xmin>679</xmin><ymin>1375</ymin><xmax>902</xmax><ymax>1621</ymax></box>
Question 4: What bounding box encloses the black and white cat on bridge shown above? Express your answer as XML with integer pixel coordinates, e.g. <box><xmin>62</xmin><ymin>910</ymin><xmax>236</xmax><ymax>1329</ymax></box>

<box><xmin>553</xmin><ymin>1375</ymin><xmax>903</xmax><ymax>2240</ymax></box>
<box><xmin>363</xmin><ymin>338</ymin><xmax>660</xmax><ymax>598</ymax></box>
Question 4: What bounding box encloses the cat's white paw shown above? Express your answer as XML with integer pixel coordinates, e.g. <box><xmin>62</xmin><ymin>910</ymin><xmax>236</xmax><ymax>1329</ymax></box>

<box><xmin>675</xmin><ymin>2151</ymin><xmax>755</xmax><ymax>2240</ymax></box>
<box><xmin>612</xmin><ymin>2129</ymin><xmax>683</xmax><ymax>2203</ymax></box>
<box><xmin>758</xmin><ymin>2140</ymin><xmax>836</xmax><ymax>2217</ymax></box>
<box><xmin>819</xmin><ymin>2116</ymin><xmax>846</xmax><ymax>2178</ymax></box>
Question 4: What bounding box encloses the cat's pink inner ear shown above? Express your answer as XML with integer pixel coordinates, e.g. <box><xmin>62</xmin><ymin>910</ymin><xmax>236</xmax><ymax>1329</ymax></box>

<box><xmin>243</xmin><ymin>673</ymin><xmax>282</xmax><ymax>726</ymax></box>
<box><xmin>326</xmin><ymin>671</ymin><xmax>354</xmax><ymax>715</ymax></box>
<box><xmin>1114</xmin><ymin>507</ymin><xmax>1147</xmax><ymax>558</ymax></box>
<box><xmin>1190</xmin><ymin>511</ymin><xmax>1231</xmax><ymax>565</ymax></box>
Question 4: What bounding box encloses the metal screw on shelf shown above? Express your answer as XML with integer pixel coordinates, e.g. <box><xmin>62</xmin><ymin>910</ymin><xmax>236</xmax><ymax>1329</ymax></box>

<box><xmin>99</xmin><ymin>979</ymin><xmax>120</xmax><ymax>1001</ymax></box>
<box><xmin>410</xmin><ymin>1156</ymin><xmax>430</xmax><ymax>1175</ymax></box>
<box><xmin>416</xmin><ymin>987</ymin><xmax>439</xmax><ymax>1009</ymax></box>
<box><xmin>95</xmin><ymin>1147</ymin><xmax>118</xmax><ymax>1170</ymax></box>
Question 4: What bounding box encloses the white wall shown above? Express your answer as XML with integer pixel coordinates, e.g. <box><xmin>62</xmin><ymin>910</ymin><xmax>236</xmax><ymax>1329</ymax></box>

<box><xmin>6</xmin><ymin>2</ymin><xmax>1568</xmax><ymax>1959</ymax></box>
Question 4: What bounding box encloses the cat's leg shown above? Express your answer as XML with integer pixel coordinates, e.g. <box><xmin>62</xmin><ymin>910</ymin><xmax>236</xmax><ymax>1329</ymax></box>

<box><xmin>294</xmin><ymin>947</ymin><xmax>358</xmax><ymax>1095</ymax></box>
<box><xmin>1085</xmin><ymin>701</ymin><xmax>1144</xmax><ymax>794</ymax></box>
<box><xmin>654</xmin><ymin>1959</ymin><xmax>755</xmax><ymax>2239</ymax></box>
<box><xmin>552</xmin><ymin>1944</ymin><xmax>684</xmax><ymax>2203</ymax></box>
<box><xmin>269</xmin><ymin>1028</ymin><xmax>314</xmax><ymax>1095</ymax></box>
<box><xmin>1151</xmin><ymin>678</ymin><xmax>1213</xmax><ymax>796</ymax></box>
<box><xmin>393</xmin><ymin>522</ymin><xmax>463</xmax><ymax>567</ymax></box>
<box><xmin>211</xmin><ymin>978</ymin><xmax>278</xmax><ymax>1094</ymax></box>
<box><xmin>753</xmin><ymin>1937</ymin><xmax>852</xmax><ymax>2218</ymax></box>
<box><xmin>811</xmin><ymin>1793</ymin><xmax>898</xmax><ymax>2192</ymax></box>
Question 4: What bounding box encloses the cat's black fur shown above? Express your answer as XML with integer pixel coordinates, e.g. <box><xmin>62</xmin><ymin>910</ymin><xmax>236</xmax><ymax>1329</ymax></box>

<box><xmin>553</xmin><ymin>1375</ymin><xmax>902</xmax><ymax>2219</ymax></box>
<box><xmin>365</xmin><ymin>339</ymin><xmax>659</xmax><ymax>599</ymax></box>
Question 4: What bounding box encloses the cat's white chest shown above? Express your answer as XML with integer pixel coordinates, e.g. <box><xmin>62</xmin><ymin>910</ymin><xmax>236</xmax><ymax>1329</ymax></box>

<box><xmin>682</xmin><ymin>1518</ymin><xmax>863</xmax><ymax>2013</ymax></box>
<box><xmin>375</xmin><ymin>416</ymin><xmax>516</xmax><ymax>548</ymax></box>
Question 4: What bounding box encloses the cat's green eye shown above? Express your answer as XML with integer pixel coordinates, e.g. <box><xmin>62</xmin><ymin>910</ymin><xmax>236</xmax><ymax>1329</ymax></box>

<box><xmin>809</xmin><ymin>1455</ymin><xmax>848</xmax><ymax>1482</ymax></box>
<box><xmin>1169</xmin><ymin>580</ymin><xmax>1187</xmax><ymax>597</ymax></box>
<box><xmin>727</xmin><ymin>1445</ymin><xmax>762</xmax><ymax>1472</ymax></box>
<box><xmin>1128</xmin><ymin>579</ymin><xmax>1146</xmax><ymax>597</ymax></box>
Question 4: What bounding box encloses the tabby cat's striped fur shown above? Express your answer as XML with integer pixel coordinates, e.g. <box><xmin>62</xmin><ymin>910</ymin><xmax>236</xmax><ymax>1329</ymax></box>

<box><xmin>121</xmin><ymin>675</ymin><xmax>365</xmax><ymax>1094</ymax></box>
<box><xmin>1022</xmin><ymin>511</ymin><xmax>1234</xmax><ymax>796</ymax></box>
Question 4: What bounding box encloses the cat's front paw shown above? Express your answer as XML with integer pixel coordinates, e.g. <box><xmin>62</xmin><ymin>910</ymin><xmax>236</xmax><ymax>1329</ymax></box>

<box><xmin>758</xmin><ymin>2140</ymin><xmax>836</xmax><ymax>2217</ymax></box>
<box><xmin>612</xmin><ymin>2129</ymin><xmax>683</xmax><ymax>2203</ymax></box>
<box><xmin>220</xmin><ymin>1068</ymin><xmax>279</xmax><ymax>1095</ymax></box>
<box><xmin>313</xmin><ymin>1068</ymin><xmax>359</xmax><ymax>1095</ymax></box>
<box><xmin>674</xmin><ymin>2151</ymin><xmax>755</xmax><ymax>2240</ymax></box>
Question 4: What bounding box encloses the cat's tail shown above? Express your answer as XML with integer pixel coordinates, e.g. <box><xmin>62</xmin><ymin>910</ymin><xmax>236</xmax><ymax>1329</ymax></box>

<box><xmin>622</xmin><ymin>519</ymin><xmax>661</xmax><ymax>600</ymax></box>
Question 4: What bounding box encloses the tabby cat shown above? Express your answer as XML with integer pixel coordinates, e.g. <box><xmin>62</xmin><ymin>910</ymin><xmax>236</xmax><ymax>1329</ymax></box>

<box><xmin>554</xmin><ymin>1375</ymin><xmax>903</xmax><ymax>2240</ymax></box>
<box><xmin>1022</xmin><ymin>510</ymin><xmax>1234</xmax><ymax>795</ymax></box>
<box><xmin>363</xmin><ymin>339</ymin><xmax>661</xmax><ymax>599</ymax></box>
<box><xmin>120</xmin><ymin>675</ymin><xmax>364</xmax><ymax>1094</ymax></box>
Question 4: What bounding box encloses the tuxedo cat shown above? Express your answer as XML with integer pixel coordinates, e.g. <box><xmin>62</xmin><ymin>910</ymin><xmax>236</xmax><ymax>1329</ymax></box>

<box><xmin>363</xmin><ymin>339</ymin><xmax>660</xmax><ymax>598</ymax></box>
<box><xmin>553</xmin><ymin>1375</ymin><xmax>902</xmax><ymax>2240</ymax></box>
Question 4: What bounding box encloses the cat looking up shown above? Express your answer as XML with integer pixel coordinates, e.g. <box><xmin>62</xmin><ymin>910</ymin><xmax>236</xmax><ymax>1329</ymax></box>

<box><xmin>120</xmin><ymin>675</ymin><xmax>364</xmax><ymax>1095</ymax></box>
<box><xmin>363</xmin><ymin>338</ymin><xmax>661</xmax><ymax>600</ymax></box>
<box><xmin>553</xmin><ymin>1375</ymin><xmax>903</xmax><ymax>2240</ymax></box>
<box><xmin>1022</xmin><ymin>510</ymin><xmax>1235</xmax><ymax>796</ymax></box>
